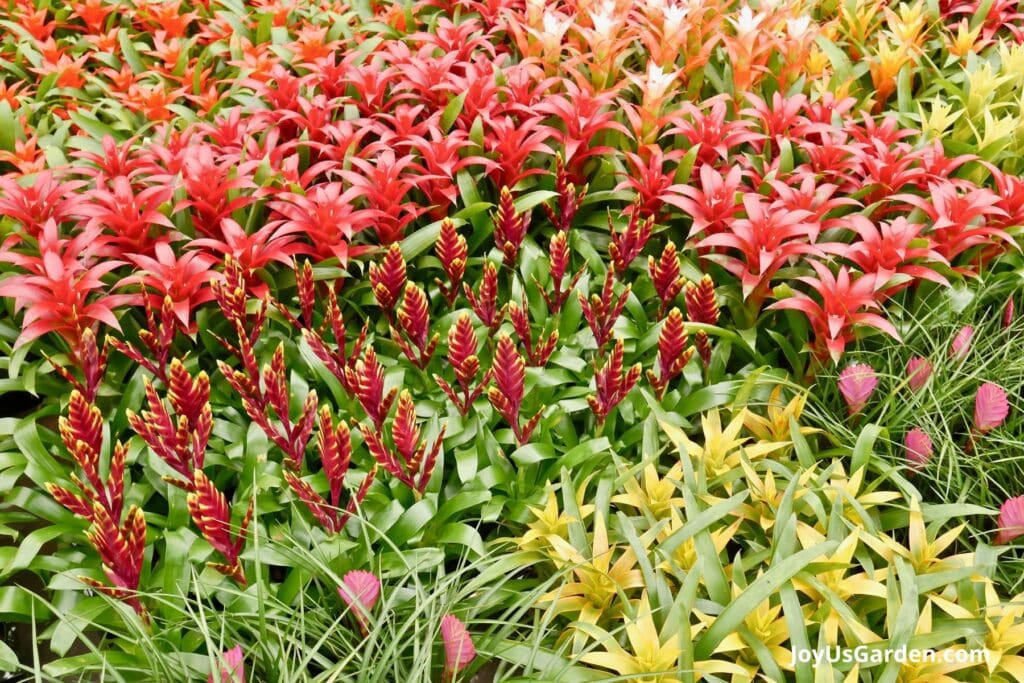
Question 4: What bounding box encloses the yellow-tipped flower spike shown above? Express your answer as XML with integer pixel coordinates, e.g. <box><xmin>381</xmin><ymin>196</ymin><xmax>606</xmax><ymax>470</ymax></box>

<box><xmin>946</xmin><ymin>19</ymin><xmax>983</xmax><ymax>58</ymax></box>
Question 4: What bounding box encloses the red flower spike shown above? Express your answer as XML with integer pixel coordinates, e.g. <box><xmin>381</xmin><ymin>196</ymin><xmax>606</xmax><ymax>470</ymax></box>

<box><xmin>82</xmin><ymin>502</ymin><xmax>147</xmax><ymax>616</ymax></box>
<box><xmin>208</xmin><ymin>645</ymin><xmax>246</xmax><ymax>683</ymax></box>
<box><xmin>296</xmin><ymin>260</ymin><xmax>316</xmax><ymax>328</ymax></box>
<box><xmin>317</xmin><ymin>406</ymin><xmax>352</xmax><ymax>509</ymax></box>
<box><xmin>950</xmin><ymin>325</ymin><xmax>974</xmax><ymax>361</ymax></box>
<box><xmin>488</xmin><ymin>335</ymin><xmax>543</xmax><ymax>445</ymax></box>
<box><xmin>649</xmin><ymin>241</ymin><xmax>685</xmax><ymax>318</ymax></box>
<box><xmin>609</xmin><ymin>209</ymin><xmax>654</xmax><ymax>277</ymax></box>
<box><xmin>345</xmin><ymin>348</ymin><xmax>398</xmax><ymax>430</ymax></box>
<box><xmin>338</xmin><ymin>570</ymin><xmax>381</xmax><ymax>636</ymax></box>
<box><xmin>542</xmin><ymin>155</ymin><xmax>587</xmax><ymax>232</ymax></box>
<box><xmin>578</xmin><ymin>271</ymin><xmax>630</xmax><ymax>352</ymax></box>
<box><xmin>838</xmin><ymin>364</ymin><xmax>878</xmax><ymax>416</ymax></box>
<box><xmin>535</xmin><ymin>231</ymin><xmax>584</xmax><ymax>314</ymax></box>
<box><xmin>464</xmin><ymin>261</ymin><xmax>505</xmax><ymax>333</ymax></box>
<box><xmin>683</xmin><ymin>275</ymin><xmax>719</xmax><ymax>366</ymax></box>
<box><xmin>493</xmin><ymin>187</ymin><xmax>530</xmax><ymax>267</ymax></box>
<box><xmin>392</xmin><ymin>391</ymin><xmax>422</xmax><ymax>464</ymax></box>
<box><xmin>441</xmin><ymin>614</ymin><xmax>476</xmax><ymax>682</ymax></box>
<box><xmin>361</xmin><ymin>396</ymin><xmax>445</xmax><ymax>495</ymax></box>
<box><xmin>646</xmin><ymin>309</ymin><xmax>695</xmax><ymax>400</ymax></box>
<box><xmin>588</xmin><ymin>339</ymin><xmax>642</xmax><ymax>427</ymax></box>
<box><xmin>369</xmin><ymin>244</ymin><xmax>407</xmax><ymax>313</ymax></box>
<box><xmin>284</xmin><ymin>471</ymin><xmax>338</xmax><ymax>532</ymax></box>
<box><xmin>1005</xmin><ymin>296</ymin><xmax>1016</xmax><ymax>329</ymax></box>
<box><xmin>507</xmin><ymin>298</ymin><xmax>558</xmax><ymax>367</ymax></box>
<box><xmin>435</xmin><ymin>219</ymin><xmax>467</xmax><ymax>307</ymax></box>
<box><xmin>302</xmin><ymin>289</ymin><xmax>367</xmax><ymax>395</ymax></box>
<box><xmin>128</xmin><ymin>375</ymin><xmax>208</xmax><ymax>487</ymax></box>
<box><xmin>434</xmin><ymin>314</ymin><xmax>491</xmax><ymax>416</ymax></box>
<box><xmin>392</xmin><ymin>283</ymin><xmax>439</xmax><ymax>369</ymax></box>
<box><xmin>187</xmin><ymin>469</ymin><xmax>250</xmax><ymax>585</ymax></box>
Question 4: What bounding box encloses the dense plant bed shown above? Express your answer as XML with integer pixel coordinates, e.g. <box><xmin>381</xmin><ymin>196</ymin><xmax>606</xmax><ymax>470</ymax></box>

<box><xmin>3</xmin><ymin>0</ymin><xmax>1024</xmax><ymax>680</ymax></box>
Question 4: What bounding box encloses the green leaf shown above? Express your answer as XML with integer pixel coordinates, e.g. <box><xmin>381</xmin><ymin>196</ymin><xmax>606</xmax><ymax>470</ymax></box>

<box><xmin>693</xmin><ymin>540</ymin><xmax>837</xmax><ymax>659</ymax></box>
<box><xmin>0</xmin><ymin>101</ymin><xmax>14</xmax><ymax>152</ymax></box>
<box><xmin>440</xmin><ymin>91</ymin><xmax>467</xmax><ymax>132</ymax></box>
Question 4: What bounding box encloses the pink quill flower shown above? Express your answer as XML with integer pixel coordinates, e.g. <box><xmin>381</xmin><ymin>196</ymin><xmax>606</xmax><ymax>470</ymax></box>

<box><xmin>996</xmin><ymin>495</ymin><xmax>1024</xmax><ymax>544</ymax></box>
<box><xmin>904</xmin><ymin>428</ymin><xmax>933</xmax><ymax>473</ymax></box>
<box><xmin>208</xmin><ymin>645</ymin><xmax>245</xmax><ymax>683</ymax></box>
<box><xmin>950</xmin><ymin>325</ymin><xmax>973</xmax><ymax>361</ymax></box>
<box><xmin>1005</xmin><ymin>296</ymin><xmax>1016</xmax><ymax>329</ymax></box>
<box><xmin>441</xmin><ymin>614</ymin><xmax>476</xmax><ymax>681</ymax></box>
<box><xmin>338</xmin><ymin>570</ymin><xmax>381</xmax><ymax>635</ymax></box>
<box><xmin>838</xmin><ymin>364</ymin><xmax>877</xmax><ymax>415</ymax></box>
<box><xmin>906</xmin><ymin>357</ymin><xmax>932</xmax><ymax>392</ymax></box>
<box><xmin>974</xmin><ymin>382</ymin><xmax>1010</xmax><ymax>434</ymax></box>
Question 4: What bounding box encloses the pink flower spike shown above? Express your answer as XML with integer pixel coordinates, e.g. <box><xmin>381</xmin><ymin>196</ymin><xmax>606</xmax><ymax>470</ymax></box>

<box><xmin>208</xmin><ymin>645</ymin><xmax>245</xmax><ymax>683</ymax></box>
<box><xmin>950</xmin><ymin>325</ymin><xmax>973</xmax><ymax>361</ymax></box>
<box><xmin>904</xmin><ymin>428</ymin><xmax>933</xmax><ymax>473</ymax></box>
<box><xmin>996</xmin><ymin>495</ymin><xmax>1024</xmax><ymax>544</ymax></box>
<box><xmin>906</xmin><ymin>357</ymin><xmax>932</xmax><ymax>392</ymax></box>
<box><xmin>441</xmin><ymin>614</ymin><xmax>476</xmax><ymax>681</ymax></box>
<box><xmin>974</xmin><ymin>382</ymin><xmax>1010</xmax><ymax>434</ymax></box>
<box><xmin>1005</xmin><ymin>296</ymin><xmax>1015</xmax><ymax>329</ymax></box>
<box><xmin>338</xmin><ymin>570</ymin><xmax>381</xmax><ymax>634</ymax></box>
<box><xmin>838</xmin><ymin>364</ymin><xmax>877</xmax><ymax>415</ymax></box>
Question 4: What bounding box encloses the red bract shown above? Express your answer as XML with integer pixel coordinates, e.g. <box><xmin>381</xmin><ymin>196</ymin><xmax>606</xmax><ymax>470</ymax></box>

<box><xmin>588</xmin><ymin>338</ymin><xmax>642</xmax><ymax>427</ymax></box>
<box><xmin>533</xmin><ymin>85</ymin><xmax>625</xmax><ymax>178</ymax></box>
<box><xmin>906</xmin><ymin>357</ymin><xmax>932</xmax><ymax>392</ymax></box>
<box><xmin>465</xmin><ymin>261</ymin><xmax>505</xmax><ymax>333</ymax></box>
<box><xmin>434</xmin><ymin>219</ymin><xmax>467</xmax><ymax>307</ymax></box>
<box><xmin>769</xmin><ymin>262</ymin><xmax>899</xmax><ymax>363</ymax></box>
<box><xmin>0</xmin><ymin>221</ymin><xmax>134</xmax><ymax>348</ymax></box>
<box><xmin>841</xmin><ymin>216</ymin><xmax>949</xmax><ymax>294</ymax></box>
<box><xmin>128</xmin><ymin>361</ymin><xmax>211</xmax><ymax>488</ymax></box>
<box><xmin>80</xmin><ymin>176</ymin><xmax>176</xmax><ymax>256</ymax></box>
<box><xmin>665</xmin><ymin>98</ymin><xmax>763</xmax><ymax>169</ymax></box>
<box><xmin>285</xmin><ymin>407</ymin><xmax>376</xmax><ymax>534</ymax></box>
<box><xmin>369</xmin><ymin>243</ymin><xmax>408</xmax><ymax>314</ymax></box>
<box><xmin>542</xmin><ymin>156</ymin><xmax>587</xmax><ymax>232</ymax></box>
<box><xmin>684</xmin><ymin>275</ymin><xmax>719</xmax><ymax>367</ymax></box>
<box><xmin>392</xmin><ymin>283</ymin><xmax>440</xmax><ymax>369</ymax></box>
<box><xmin>698</xmin><ymin>194</ymin><xmax>819</xmax><ymax>303</ymax></box>
<box><xmin>996</xmin><ymin>495</ymin><xmax>1024</xmax><ymax>544</ymax></box>
<box><xmin>188</xmin><ymin>469</ymin><xmax>252</xmax><ymax>585</ymax></box>
<box><xmin>536</xmin><ymin>232</ymin><xmax>583</xmax><ymax>314</ymax></box>
<box><xmin>340</xmin><ymin>151</ymin><xmax>425</xmax><ymax>244</ymax></box>
<box><xmin>482</xmin><ymin>115</ymin><xmax>554</xmax><ymax>190</ymax></box>
<box><xmin>608</xmin><ymin>208</ymin><xmax>653</xmax><ymax>276</ymax></box>
<box><xmin>0</xmin><ymin>172</ymin><xmax>87</xmax><ymax>236</ymax></box>
<box><xmin>579</xmin><ymin>271</ymin><xmax>630</xmax><ymax>351</ymax></box>
<box><xmin>903</xmin><ymin>182</ymin><xmax>1013</xmax><ymax>266</ymax></box>
<box><xmin>488</xmin><ymin>335</ymin><xmax>543</xmax><ymax>445</ymax></box>
<box><xmin>647</xmin><ymin>309</ymin><xmax>694</xmax><ymax>399</ymax></box>
<box><xmin>361</xmin><ymin>391</ymin><xmax>445</xmax><ymax>495</ymax></box>
<box><xmin>975</xmin><ymin>382</ymin><xmax>1010</xmax><ymax>434</ymax></box>
<box><xmin>303</xmin><ymin>288</ymin><xmax>369</xmax><ymax>395</ymax></box>
<box><xmin>346</xmin><ymin>348</ymin><xmax>398</xmax><ymax>430</ymax></box>
<box><xmin>82</xmin><ymin>503</ymin><xmax>147</xmax><ymax>616</ymax></box>
<box><xmin>616</xmin><ymin>146</ymin><xmax>685</xmax><ymax>220</ymax></box>
<box><xmin>493</xmin><ymin>187</ymin><xmax>530</xmax><ymax>266</ymax></box>
<box><xmin>190</xmin><ymin>218</ymin><xmax>303</xmax><ymax>297</ymax></box>
<box><xmin>176</xmin><ymin>145</ymin><xmax>258</xmax><ymax>239</ymax></box>
<box><xmin>127</xmin><ymin>242</ymin><xmax>220</xmax><ymax>332</ymax></box>
<box><xmin>663</xmin><ymin>164</ymin><xmax>745</xmax><ymax>240</ymax></box>
<box><xmin>268</xmin><ymin>183</ymin><xmax>376</xmax><ymax>264</ymax></box>
<box><xmin>649</xmin><ymin>241</ymin><xmax>684</xmax><ymax>318</ymax></box>
<box><xmin>435</xmin><ymin>313</ymin><xmax>492</xmax><ymax>416</ymax></box>
<box><xmin>507</xmin><ymin>298</ymin><xmax>558</xmax><ymax>367</ymax></box>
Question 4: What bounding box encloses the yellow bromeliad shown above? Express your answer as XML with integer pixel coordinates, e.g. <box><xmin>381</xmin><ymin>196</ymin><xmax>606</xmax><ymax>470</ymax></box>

<box><xmin>671</xmin><ymin>409</ymin><xmax>788</xmax><ymax>482</ymax></box>
<box><xmin>742</xmin><ymin>385</ymin><xmax>820</xmax><ymax>443</ymax></box>
<box><xmin>857</xmin><ymin>497</ymin><xmax>974</xmax><ymax>575</ymax></box>
<box><xmin>581</xmin><ymin>593</ymin><xmax>748</xmax><ymax>682</ymax></box>
<box><xmin>517</xmin><ymin>480</ymin><xmax>595</xmax><ymax>554</ymax></box>
<box><xmin>658</xmin><ymin>508</ymin><xmax>741</xmax><ymax>575</ymax></box>
<box><xmin>612</xmin><ymin>462</ymin><xmax>685</xmax><ymax>519</ymax></box>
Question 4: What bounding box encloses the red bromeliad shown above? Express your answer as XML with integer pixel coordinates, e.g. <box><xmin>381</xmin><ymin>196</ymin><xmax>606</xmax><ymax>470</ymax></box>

<box><xmin>187</xmin><ymin>469</ymin><xmax>252</xmax><ymax>585</ymax></box>
<box><xmin>507</xmin><ymin>297</ymin><xmax>558</xmax><ymax>367</ymax></box>
<box><xmin>346</xmin><ymin>347</ymin><xmax>398</xmax><ymax>430</ymax></box>
<box><xmin>392</xmin><ymin>283</ymin><xmax>440</xmax><ymax>369</ymax></box>
<box><xmin>684</xmin><ymin>275</ymin><xmax>719</xmax><ymax>367</ymax></box>
<box><xmin>361</xmin><ymin>390</ymin><xmax>445</xmax><ymax>495</ymax></box>
<box><xmin>434</xmin><ymin>219</ymin><xmax>467</xmax><ymax>307</ymax></box>
<box><xmin>579</xmin><ymin>271</ymin><xmax>630</xmax><ymax>352</ymax></box>
<box><xmin>649</xmin><ymin>241</ymin><xmax>685</xmax><ymax>318</ymax></box>
<box><xmin>647</xmin><ymin>309</ymin><xmax>695</xmax><ymax>400</ymax></box>
<box><xmin>465</xmin><ymin>261</ymin><xmax>505</xmax><ymax>334</ymax></box>
<box><xmin>493</xmin><ymin>186</ymin><xmax>530</xmax><ymax>267</ymax></box>
<box><xmin>434</xmin><ymin>313</ymin><xmax>492</xmax><ymax>416</ymax></box>
<box><xmin>588</xmin><ymin>338</ymin><xmax>642</xmax><ymax>427</ymax></box>
<box><xmin>369</xmin><ymin>243</ymin><xmax>408</xmax><ymax>314</ymax></box>
<box><xmin>488</xmin><ymin>335</ymin><xmax>544</xmax><ymax>445</ymax></box>
<box><xmin>284</xmin><ymin>406</ymin><xmax>376</xmax><ymax>534</ymax></box>
<box><xmin>536</xmin><ymin>231</ymin><xmax>583</xmax><ymax>314</ymax></box>
<box><xmin>608</xmin><ymin>207</ymin><xmax>654</xmax><ymax>277</ymax></box>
